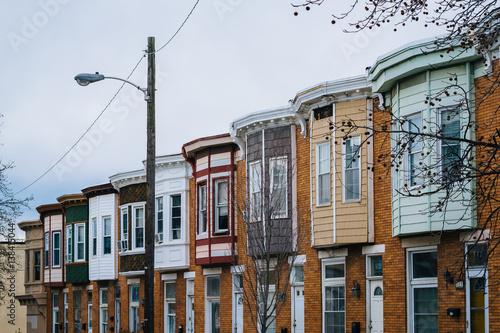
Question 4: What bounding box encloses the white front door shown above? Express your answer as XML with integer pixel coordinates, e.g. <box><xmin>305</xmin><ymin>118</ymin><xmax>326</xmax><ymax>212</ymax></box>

<box><xmin>187</xmin><ymin>296</ymin><xmax>194</xmax><ymax>333</ymax></box>
<box><xmin>292</xmin><ymin>286</ymin><xmax>304</xmax><ymax>333</ymax></box>
<box><xmin>234</xmin><ymin>293</ymin><xmax>243</xmax><ymax>332</ymax></box>
<box><xmin>369</xmin><ymin>280</ymin><xmax>383</xmax><ymax>333</ymax></box>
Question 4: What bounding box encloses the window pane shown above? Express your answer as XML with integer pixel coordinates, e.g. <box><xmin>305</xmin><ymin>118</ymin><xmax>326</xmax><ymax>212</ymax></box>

<box><xmin>131</xmin><ymin>286</ymin><xmax>139</xmax><ymax>303</ymax></box>
<box><xmin>207</xmin><ymin>276</ymin><xmax>220</xmax><ymax>297</ymax></box>
<box><xmin>325</xmin><ymin>264</ymin><xmax>345</xmax><ymax>279</ymax></box>
<box><xmin>294</xmin><ymin>266</ymin><xmax>304</xmax><ymax>283</ymax></box>
<box><xmin>101</xmin><ymin>289</ymin><xmax>108</xmax><ymax>304</ymax></box>
<box><xmin>34</xmin><ymin>251</ymin><xmax>41</xmax><ymax>281</ymax></box>
<box><xmin>319</xmin><ymin>173</ymin><xmax>330</xmax><ymax>204</ymax></box>
<box><xmin>467</xmin><ymin>243</ymin><xmax>488</xmax><ymax>268</ymax></box>
<box><xmin>414</xmin><ymin>288</ymin><xmax>438</xmax><ymax>333</ymax></box>
<box><xmin>165</xmin><ymin>283</ymin><xmax>176</xmax><ymax>299</ymax></box>
<box><xmin>324</xmin><ymin>286</ymin><xmax>345</xmax><ymax>333</ymax></box>
<box><xmin>412</xmin><ymin>252</ymin><xmax>437</xmax><ymax>278</ymax></box>
<box><xmin>370</xmin><ymin>256</ymin><xmax>383</xmax><ymax>277</ymax></box>
<box><xmin>211</xmin><ymin>301</ymin><xmax>220</xmax><ymax>333</ymax></box>
<box><xmin>157</xmin><ymin>198</ymin><xmax>163</xmax><ymax>234</ymax></box>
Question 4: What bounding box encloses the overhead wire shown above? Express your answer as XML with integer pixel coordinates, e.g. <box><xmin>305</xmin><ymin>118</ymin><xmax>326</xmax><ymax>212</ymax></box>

<box><xmin>14</xmin><ymin>0</ymin><xmax>201</xmax><ymax>196</ymax></box>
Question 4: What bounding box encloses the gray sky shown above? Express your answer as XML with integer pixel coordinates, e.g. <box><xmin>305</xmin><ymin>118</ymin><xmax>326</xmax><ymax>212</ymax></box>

<box><xmin>1</xmin><ymin>0</ymin><xmax>444</xmax><ymax>226</ymax></box>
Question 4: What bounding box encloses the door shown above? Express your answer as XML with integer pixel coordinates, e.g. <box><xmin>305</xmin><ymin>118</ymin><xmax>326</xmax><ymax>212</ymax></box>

<box><xmin>369</xmin><ymin>280</ymin><xmax>383</xmax><ymax>333</ymax></box>
<box><xmin>234</xmin><ymin>293</ymin><xmax>243</xmax><ymax>332</ymax></box>
<box><xmin>466</xmin><ymin>270</ymin><xmax>488</xmax><ymax>333</ymax></box>
<box><xmin>293</xmin><ymin>286</ymin><xmax>304</xmax><ymax>333</ymax></box>
<box><xmin>186</xmin><ymin>296</ymin><xmax>194</xmax><ymax>333</ymax></box>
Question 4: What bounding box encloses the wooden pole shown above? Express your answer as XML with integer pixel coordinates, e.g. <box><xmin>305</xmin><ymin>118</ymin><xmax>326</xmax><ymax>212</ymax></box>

<box><xmin>144</xmin><ymin>36</ymin><xmax>156</xmax><ymax>333</ymax></box>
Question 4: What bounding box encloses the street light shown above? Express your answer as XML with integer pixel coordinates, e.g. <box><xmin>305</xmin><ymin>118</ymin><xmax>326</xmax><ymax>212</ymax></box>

<box><xmin>74</xmin><ymin>37</ymin><xmax>156</xmax><ymax>333</ymax></box>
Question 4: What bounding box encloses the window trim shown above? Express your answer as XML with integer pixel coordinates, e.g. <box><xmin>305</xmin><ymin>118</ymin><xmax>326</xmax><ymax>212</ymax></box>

<box><xmin>197</xmin><ymin>182</ymin><xmax>207</xmax><ymax>235</ymax></box>
<box><xmin>406</xmin><ymin>246</ymin><xmax>438</xmax><ymax>333</ymax></box>
<box><xmin>52</xmin><ymin>231</ymin><xmax>61</xmax><ymax>268</ymax></box>
<box><xmin>66</xmin><ymin>225</ymin><xmax>72</xmax><ymax>263</ymax></box>
<box><xmin>102</xmin><ymin>216</ymin><xmax>112</xmax><ymax>255</ymax></box>
<box><xmin>214</xmin><ymin>178</ymin><xmax>229</xmax><ymax>234</ymax></box>
<box><xmin>170</xmin><ymin>194</ymin><xmax>182</xmax><ymax>241</ymax></box>
<box><xmin>269</xmin><ymin>156</ymin><xmax>288</xmax><ymax>218</ymax></box>
<box><xmin>316</xmin><ymin>141</ymin><xmax>331</xmax><ymax>206</ymax></box>
<box><xmin>75</xmin><ymin>223</ymin><xmax>86</xmax><ymax>262</ymax></box>
<box><xmin>342</xmin><ymin>135</ymin><xmax>361</xmax><ymax>202</ymax></box>
<box><xmin>132</xmin><ymin>205</ymin><xmax>145</xmax><ymax>250</ymax></box>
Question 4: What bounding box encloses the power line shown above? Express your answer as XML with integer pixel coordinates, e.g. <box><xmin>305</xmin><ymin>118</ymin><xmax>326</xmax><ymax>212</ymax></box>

<box><xmin>14</xmin><ymin>56</ymin><xmax>145</xmax><ymax>196</ymax></box>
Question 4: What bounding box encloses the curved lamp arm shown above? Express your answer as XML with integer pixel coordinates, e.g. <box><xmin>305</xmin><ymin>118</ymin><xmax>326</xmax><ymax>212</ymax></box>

<box><xmin>74</xmin><ymin>72</ymin><xmax>149</xmax><ymax>101</ymax></box>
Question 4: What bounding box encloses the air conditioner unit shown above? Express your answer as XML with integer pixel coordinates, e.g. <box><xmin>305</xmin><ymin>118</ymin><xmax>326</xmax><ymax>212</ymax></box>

<box><xmin>117</xmin><ymin>241</ymin><xmax>122</xmax><ymax>251</ymax></box>
<box><xmin>65</xmin><ymin>254</ymin><xmax>72</xmax><ymax>263</ymax></box>
<box><xmin>121</xmin><ymin>239</ymin><xmax>128</xmax><ymax>251</ymax></box>
<box><xmin>155</xmin><ymin>233</ymin><xmax>163</xmax><ymax>244</ymax></box>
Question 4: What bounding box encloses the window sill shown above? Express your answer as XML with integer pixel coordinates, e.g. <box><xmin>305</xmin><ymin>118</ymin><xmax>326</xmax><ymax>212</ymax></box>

<box><xmin>119</xmin><ymin>249</ymin><xmax>145</xmax><ymax>256</ymax></box>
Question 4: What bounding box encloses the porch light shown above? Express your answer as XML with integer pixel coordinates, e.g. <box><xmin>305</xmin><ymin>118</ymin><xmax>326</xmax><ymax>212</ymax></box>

<box><xmin>443</xmin><ymin>269</ymin><xmax>454</xmax><ymax>285</ymax></box>
<box><xmin>351</xmin><ymin>280</ymin><xmax>360</xmax><ymax>298</ymax></box>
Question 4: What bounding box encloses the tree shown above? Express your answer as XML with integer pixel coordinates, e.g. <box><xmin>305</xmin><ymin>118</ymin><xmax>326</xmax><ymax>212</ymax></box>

<box><xmin>0</xmin><ymin>160</ymin><xmax>32</xmax><ymax>302</ymax></box>
<box><xmin>233</xmin><ymin>130</ymin><xmax>309</xmax><ymax>333</ymax></box>
<box><xmin>294</xmin><ymin>0</ymin><xmax>500</xmax><ymax>293</ymax></box>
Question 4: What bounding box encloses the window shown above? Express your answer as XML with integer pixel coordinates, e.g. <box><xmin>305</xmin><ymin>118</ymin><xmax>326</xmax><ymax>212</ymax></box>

<box><xmin>74</xmin><ymin>290</ymin><xmax>82</xmax><ymax>333</ymax></box>
<box><xmin>440</xmin><ymin>108</ymin><xmax>461</xmax><ymax>182</ymax></box>
<box><xmin>294</xmin><ymin>266</ymin><xmax>304</xmax><ymax>283</ymax></box>
<box><xmin>76</xmin><ymin>224</ymin><xmax>85</xmax><ymax>261</ymax></box>
<box><xmin>317</xmin><ymin>142</ymin><xmax>331</xmax><ymax>205</ymax></box>
<box><xmin>214</xmin><ymin>179</ymin><xmax>228</xmax><ymax>233</ymax></box>
<box><xmin>103</xmin><ymin>217</ymin><xmax>111</xmax><ymax>255</ymax></box>
<box><xmin>206</xmin><ymin>276</ymin><xmax>220</xmax><ymax>333</ymax></box>
<box><xmin>53</xmin><ymin>231</ymin><xmax>61</xmax><ymax>267</ymax></box>
<box><xmin>45</xmin><ymin>233</ymin><xmax>49</xmax><ymax>268</ymax></box>
<box><xmin>100</xmin><ymin>288</ymin><xmax>108</xmax><ymax>333</ymax></box>
<box><xmin>367</xmin><ymin>255</ymin><xmax>383</xmax><ymax>277</ymax></box>
<box><xmin>92</xmin><ymin>218</ymin><xmax>97</xmax><ymax>257</ymax></box>
<box><xmin>53</xmin><ymin>293</ymin><xmax>59</xmax><ymax>333</ymax></box>
<box><xmin>157</xmin><ymin>197</ymin><xmax>164</xmax><ymax>237</ymax></box>
<box><xmin>171</xmin><ymin>195</ymin><xmax>181</xmax><ymax>240</ymax></box>
<box><xmin>269</xmin><ymin>157</ymin><xmax>288</xmax><ymax>218</ymax></box>
<box><xmin>115</xmin><ymin>287</ymin><xmax>121</xmax><ymax>332</ymax></box>
<box><xmin>408</xmin><ymin>248</ymin><xmax>438</xmax><ymax>333</ymax></box>
<box><xmin>406</xmin><ymin>113</ymin><xmax>423</xmax><ymax>187</ymax></box>
<box><xmin>34</xmin><ymin>251</ymin><xmax>41</xmax><ymax>281</ymax></box>
<box><xmin>343</xmin><ymin>136</ymin><xmax>361</xmax><ymax>201</ymax></box>
<box><xmin>26</xmin><ymin>251</ymin><xmax>30</xmax><ymax>282</ymax></box>
<box><xmin>198</xmin><ymin>183</ymin><xmax>207</xmax><ymax>234</ymax></box>
<box><xmin>323</xmin><ymin>259</ymin><xmax>345</xmax><ymax>333</ymax></box>
<box><xmin>133</xmin><ymin>207</ymin><xmax>144</xmax><ymax>249</ymax></box>
<box><xmin>66</xmin><ymin>225</ymin><xmax>72</xmax><ymax>263</ymax></box>
<box><xmin>130</xmin><ymin>286</ymin><xmax>140</xmax><ymax>333</ymax></box>
<box><xmin>165</xmin><ymin>282</ymin><xmax>176</xmax><ymax>333</ymax></box>
<box><xmin>121</xmin><ymin>207</ymin><xmax>128</xmax><ymax>241</ymax></box>
<box><xmin>88</xmin><ymin>291</ymin><xmax>93</xmax><ymax>333</ymax></box>
<box><xmin>64</xmin><ymin>293</ymin><xmax>68</xmax><ymax>333</ymax></box>
<box><xmin>249</xmin><ymin>161</ymin><xmax>262</xmax><ymax>222</ymax></box>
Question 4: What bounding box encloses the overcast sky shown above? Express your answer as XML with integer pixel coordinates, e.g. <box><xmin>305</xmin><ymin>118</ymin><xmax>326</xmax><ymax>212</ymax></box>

<box><xmin>1</xmin><ymin>1</ymin><xmax>445</xmax><ymax>227</ymax></box>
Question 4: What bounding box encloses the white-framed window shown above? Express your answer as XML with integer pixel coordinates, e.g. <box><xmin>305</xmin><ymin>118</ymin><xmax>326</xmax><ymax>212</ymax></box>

<box><xmin>316</xmin><ymin>142</ymin><xmax>331</xmax><ymax>206</ymax></box>
<box><xmin>214</xmin><ymin>179</ymin><xmax>229</xmax><ymax>233</ymax></box>
<box><xmin>406</xmin><ymin>113</ymin><xmax>423</xmax><ymax>187</ymax></box>
<box><xmin>171</xmin><ymin>195</ymin><xmax>182</xmax><ymax>241</ymax></box>
<box><xmin>465</xmin><ymin>242</ymin><xmax>488</xmax><ymax>333</ymax></box>
<box><xmin>407</xmin><ymin>247</ymin><xmax>438</xmax><ymax>333</ymax></box>
<box><xmin>366</xmin><ymin>255</ymin><xmax>383</xmax><ymax>278</ymax></box>
<box><xmin>44</xmin><ymin>233</ymin><xmax>49</xmax><ymax>268</ymax></box>
<box><xmin>34</xmin><ymin>251</ymin><xmax>41</xmax><ymax>281</ymax></box>
<box><xmin>115</xmin><ymin>287</ymin><xmax>121</xmax><ymax>333</ymax></box>
<box><xmin>249</xmin><ymin>161</ymin><xmax>262</xmax><ymax>222</ymax></box>
<box><xmin>92</xmin><ymin>218</ymin><xmax>97</xmax><ymax>257</ymax></box>
<box><xmin>293</xmin><ymin>265</ymin><xmax>304</xmax><ymax>284</ymax></box>
<box><xmin>198</xmin><ymin>183</ymin><xmax>207</xmax><ymax>234</ymax></box>
<box><xmin>100</xmin><ymin>288</ymin><xmax>108</xmax><ymax>333</ymax></box>
<box><xmin>53</xmin><ymin>293</ymin><xmax>59</xmax><ymax>333</ymax></box>
<box><xmin>156</xmin><ymin>197</ymin><xmax>164</xmax><ymax>237</ymax></box>
<box><xmin>322</xmin><ymin>258</ymin><xmax>346</xmax><ymax>333</ymax></box>
<box><xmin>133</xmin><ymin>206</ymin><xmax>145</xmax><ymax>249</ymax></box>
<box><xmin>165</xmin><ymin>282</ymin><xmax>176</xmax><ymax>333</ymax></box>
<box><xmin>74</xmin><ymin>290</ymin><xmax>82</xmax><ymax>333</ymax></box>
<box><xmin>64</xmin><ymin>292</ymin><xmax>68</xmax><ymax>333</ymax></box>
<box><xmin>342</xmin><ymin>136</ymin><xmax>361</xmax><ymax>202</ymax></box>
<box><xmin>439</xmin><ymin>107</ymin><xmax>461</xmax><ymax>182</ymax></box>
<box><xmin>130</xmin><ymin>285</ymin><xmax>140</xmax><ymax>333</ymax></box>
<box><xmin>121</xmin><ymin>207</ymin><xmax>129</xmax><ymax>242</ymax></box>
<box><xmin>66</xmin><ymin>225</ymin><xmax>72</xmax><ymax>263</ymax></box>
<box><xmin>87</xmin><ymin>291</ymin><xmax>93</xmax><ymax>333</ymax></box>
<box><xmin>269</xmin><ymin>156</ymin><xmax>288</xmax><ymax>218</ymax></box>
<box><xmin>76</xmin><ymin>223</ymin><xmax>86</xmax><ymax>261</ymax></box>
<box><xmin>103</xmin><ymin>217</ymin><xmax>112</xmax><ymax>255</ymax></box>
<box><xmin>52</xmin><ymin>231</ymin><xmax>61</xmax><ymax>267</ymax></box>
<box><xmin>206</xmin><ymin>275</ymin><xmax>221</xmax><ymax>333</ymax></box>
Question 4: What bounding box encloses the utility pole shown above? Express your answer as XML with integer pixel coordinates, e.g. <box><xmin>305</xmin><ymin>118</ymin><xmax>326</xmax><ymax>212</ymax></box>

<box><xmin>144</xmin><ymin>36</ymin><xmax>156</xmax><ymax>333</ymax></box>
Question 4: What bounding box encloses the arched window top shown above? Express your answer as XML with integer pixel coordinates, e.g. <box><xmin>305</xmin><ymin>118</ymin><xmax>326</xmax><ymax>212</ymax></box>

<box><xmin>374</xmin><ymin>286</ymin><xmax>383</xmax><ymax>296</ymax></box>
